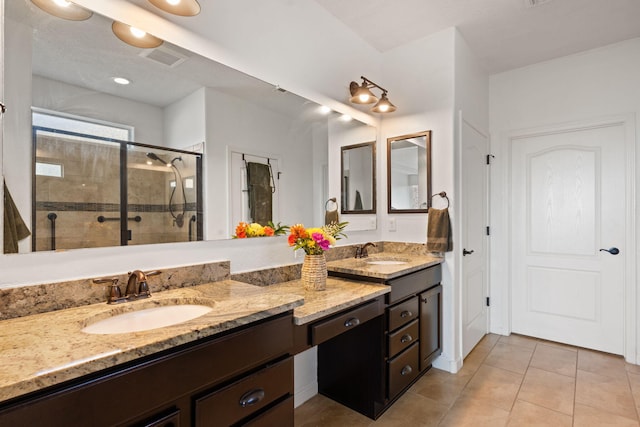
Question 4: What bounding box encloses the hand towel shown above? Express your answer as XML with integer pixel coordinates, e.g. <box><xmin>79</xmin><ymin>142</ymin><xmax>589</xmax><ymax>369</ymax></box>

<box><xmin>426</xmin><ymin>207</ymin><xmax>452</xmax><ymax>252</ymax></box>
<box><xmin>354</xmin><ymin>190</ymin><xmax>363</xmax><ymax>210</ymax></box>
<box><xmin>4</xmin><ymin>180</ymin><xmax>31</xmax><ymax>254</ymax></box>
<box><xmin>324</xmin><ymin>198</ymin><xmax>339</xmax><ymax>225</ymax></box>
<box><xmin>246</xmin><ymin>162</ymin><xmax>273</xmax><ymax>225</ymax></box>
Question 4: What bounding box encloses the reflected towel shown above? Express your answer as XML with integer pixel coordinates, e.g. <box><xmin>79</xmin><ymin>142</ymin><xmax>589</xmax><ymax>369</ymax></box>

<box><xmin>4</xmin><ymin>181</ymin><xmax>31</xmax><ymax>254</ymax></box>
<box><xmin>354</xmin><ymin>190</ymin><xmax>363</xmax><ymax>211</ymax></box>
<box><xmin>426</xmin><ymin>208</ymin><xmax>452</xmax><ymax>252</ymax></box>
<box><xmin>246</xmin><ymin>162</ymin><xmax>273</xmax><ymax>225</ymax></box>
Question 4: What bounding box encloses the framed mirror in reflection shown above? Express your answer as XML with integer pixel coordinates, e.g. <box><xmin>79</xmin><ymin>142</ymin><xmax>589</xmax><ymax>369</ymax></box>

<box><xmin>341</xmin><ymin>142</ymin><xmax>376</xmax><ymax>214</ymax></box>
<box><xmin>3</xmin><ymin>0</ymin><xmax>376</xmax><ymax>253</ymax></box>
<box><xmin>387</xmin><ymin>131</ymin><xmax>432</xmax><ymax>213</ymax></box>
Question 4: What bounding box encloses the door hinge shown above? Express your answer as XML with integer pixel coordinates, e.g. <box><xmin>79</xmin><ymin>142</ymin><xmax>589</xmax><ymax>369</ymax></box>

<box><xmin>486</xmin><ymin>154</ymin><xmax>495</xmax><ymax>165</ymax></box>
<box><xmin>486</xmin><ymin>297</ymin><xmax>490</xmax><ymax>307</ymax></box>
<box><xmin>486</xmin><ymin>226</ymin><xmax>490</xmax><ymax>236</ymax></box>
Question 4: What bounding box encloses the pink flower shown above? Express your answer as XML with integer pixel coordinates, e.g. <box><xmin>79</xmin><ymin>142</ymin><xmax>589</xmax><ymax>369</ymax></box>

<box><xmin>312</xmin><ymin>232</ymin><xmax>331</xmax><ymax>251</ymax></box>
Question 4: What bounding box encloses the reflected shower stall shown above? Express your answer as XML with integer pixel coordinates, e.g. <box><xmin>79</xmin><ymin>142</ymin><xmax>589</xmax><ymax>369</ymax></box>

<box><xmin>32</xmin><ymin>127</ymin><xmax>203</xmax><ymax>251</ymax></box>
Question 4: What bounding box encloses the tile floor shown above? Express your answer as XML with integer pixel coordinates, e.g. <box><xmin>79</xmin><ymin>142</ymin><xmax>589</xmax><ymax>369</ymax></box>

<box><xmin>294</xmin><ymin>334</ymin><xmax>640</xmax><ymax>426</ymax></box>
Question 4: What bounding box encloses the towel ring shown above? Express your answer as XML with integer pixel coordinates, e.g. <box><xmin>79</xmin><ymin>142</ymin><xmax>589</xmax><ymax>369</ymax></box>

<box><xmin>325</xmin><ymin>197</ymin><xmax>337</xmax><ymax>211</ymax></box>
<box><xmin>431</xmin><ymin>191</ymin><xmax>450</xmax><ymax>208</ymax></box>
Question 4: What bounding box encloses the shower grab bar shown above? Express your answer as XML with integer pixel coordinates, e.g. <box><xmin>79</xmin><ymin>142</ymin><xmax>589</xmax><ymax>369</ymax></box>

<box><xmin>188</xmin><ymin>214</ymin><xmax>197</xmax><ymax>242</ymax></box>
<box><xmin>47</xmin><ymin>212</ymin><xmax>57</xmax><ymax>251</ymax></box>
<box><xmin>97</xmin><ymin>215</ymin><xmax>142</xmax><ymax>223</ymax></box>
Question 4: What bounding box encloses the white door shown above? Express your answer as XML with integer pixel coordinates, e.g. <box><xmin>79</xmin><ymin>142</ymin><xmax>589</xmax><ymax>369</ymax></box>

<box><xmin>461</xmin><ymin>119</ymin><xmax>490</xmax><ymax>357</ymax></box>
<box><xmin>511</xmin><ymin>123</ymin><xmax>626</xmax><ymax>354</ymax></box>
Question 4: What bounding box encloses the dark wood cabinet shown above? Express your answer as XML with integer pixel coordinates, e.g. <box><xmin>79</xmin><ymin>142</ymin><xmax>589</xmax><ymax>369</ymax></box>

<box><xmin>0</xmin><ymin>312</ymin><xmax>295</xmax><ymax>427</ymax></box>
<box><xmin>327</xmin><ymin>263</ymin><xmax>443</xmax><ymax>419</ymax></box>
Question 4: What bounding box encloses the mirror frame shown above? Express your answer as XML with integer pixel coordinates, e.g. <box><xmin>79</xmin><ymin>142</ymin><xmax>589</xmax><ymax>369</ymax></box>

<box><xmin>340</xmin><ymin>141</ymin><xmax>376</xmax><ymax>214</ymax></box>
<box><xmin>387</xmin><ymin>131</ymin><xmax>432</xmax><ymax>213</ymax></box>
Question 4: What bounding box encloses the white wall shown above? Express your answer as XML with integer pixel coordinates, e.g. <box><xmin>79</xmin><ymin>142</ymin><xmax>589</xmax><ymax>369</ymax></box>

<box><xmin>164</xmin><ymin>87</ymin><xmax>206</xmax><ymax>150</ymax></box>
<box><xmin>489</xmin><ymin>38</ymin><xmax>640</xmax><ymax>344</ymax></box>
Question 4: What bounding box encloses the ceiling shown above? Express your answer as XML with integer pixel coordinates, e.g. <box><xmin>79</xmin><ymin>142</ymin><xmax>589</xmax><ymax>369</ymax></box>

<box><xmin>313</xmin><ymin>0</ymin><xmax>640</xmax><ymax>73</ymax></box>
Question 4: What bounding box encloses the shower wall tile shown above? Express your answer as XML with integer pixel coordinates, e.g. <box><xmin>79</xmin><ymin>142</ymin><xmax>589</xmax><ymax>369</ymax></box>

<box><xmin>0</xmin><ymin>261</ymin><xmax>230</xmax><ymax>321</ymax></box>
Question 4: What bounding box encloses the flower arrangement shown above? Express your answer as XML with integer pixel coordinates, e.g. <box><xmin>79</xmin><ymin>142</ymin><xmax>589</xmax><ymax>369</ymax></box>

<box><xmin>233</xmin><ymin>221</ymin><xmax>289</xmax><ymax>238</ymax></box>
<box><xmin>287</xmin><ymin>222</ymin><xmax>348</xmax><ymax>255</ymax></box>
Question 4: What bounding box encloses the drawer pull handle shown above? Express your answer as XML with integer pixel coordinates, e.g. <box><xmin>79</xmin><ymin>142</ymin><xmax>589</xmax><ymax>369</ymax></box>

<box><xmin>400</xmin><ymin>310</ymin><xmax>413</xmax><ymax>318</ymax></box>
<box><xmin>401</xmin><ymin>334</ymin><xmax>413</xmax><ymax>343</ymax></box>
<box><xmin>401</xmin><ymin>365</ymin><xmax>413</xmax><ymax>376</ymax></box>
<box><xmin>239</xmin><ymin>388</ymin><xmax>265</xmax><ymax>407</ymax></box>
<box><xmin>344</xmin><ymin>317</ymin><xmax>360</xmax><ymax>327</ymax></box>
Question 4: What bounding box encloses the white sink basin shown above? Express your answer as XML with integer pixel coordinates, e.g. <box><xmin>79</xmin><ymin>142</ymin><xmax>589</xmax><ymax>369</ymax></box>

<box><xmin>366</xmin><ymin>260</ymin><xmax>408</xmax><ymax>266</ymax></box>
<box><xmin>82</xmin><ymin>304</ymin><xmax>213</xmax><ymax>335</ymax></box>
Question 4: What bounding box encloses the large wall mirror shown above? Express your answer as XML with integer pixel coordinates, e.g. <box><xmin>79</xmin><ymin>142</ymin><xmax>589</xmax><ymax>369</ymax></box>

<box><xmin>2</xmin><ymin>0</ymin><xmax>376</xmax><ymax>253</ymax></box>
<box><xmin>387</xmin><ymin>131</ymin><xmax>432</xmax><ymax>213</ymax></box>
<box><xmin>340</xmin><ymin>142</ymin><xmax>375</xmax><ymax>214</ymax></box>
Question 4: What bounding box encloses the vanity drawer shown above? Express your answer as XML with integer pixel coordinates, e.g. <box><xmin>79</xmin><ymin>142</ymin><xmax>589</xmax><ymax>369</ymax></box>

<box><xmin>311</xmin><ymin>298</ymin><xmax>383</xmax><ymax>345</ymax></box>
<box><xmin>388</xmin><ymin>296</ymin><xmax>419</xmax><ymax>331</ymax></box>
<box><xmin>243</xmin><ymin>396</ymin><xmax>293</xmax><ymax>427</ymax></box>
<box><xmin>194</xmin><ymin>357</ymin><xmax>293</xmax><ymax>426</ymax></box>
<box><xmin>388</xmin><ymin>319</ymin><xmax>419</xmax><ymax>357</ymax></box>
<box><xmin>388</xmin><ymin>343</ymin><xmax>419</xmax><ymax>399</ymax></box>
<box><xmin>387</xmin><ymin>266</ymin><xmax>442</xmax><ymax>304</ymax></box>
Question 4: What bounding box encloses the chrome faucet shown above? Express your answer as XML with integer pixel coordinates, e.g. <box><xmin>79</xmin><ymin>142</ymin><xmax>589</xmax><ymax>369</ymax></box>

<box><xmin>355</xmin><ymin>242</ymin><xmax>377</xmax><ymax>258</ymax></box>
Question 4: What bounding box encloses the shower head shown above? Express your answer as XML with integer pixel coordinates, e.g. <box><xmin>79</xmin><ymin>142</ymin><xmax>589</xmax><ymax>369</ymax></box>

<box><xmin>170</xmin><ymin>156</ymin><xmax>183</xmax><ymax>165</ymax></box>
<box><xmin>146</xmin><ymin>152</ymin><xmax>170</xmax><ymax>166</ymax></box>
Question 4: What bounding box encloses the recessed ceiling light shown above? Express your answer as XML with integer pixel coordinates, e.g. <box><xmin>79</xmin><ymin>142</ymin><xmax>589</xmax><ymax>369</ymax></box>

<box><xmin>112</xmin><ymin>21</ymin><xmax>164</xmax><ymax>48</ymax></box>
<box><xmin>113</xmin><ymin>77</ymin><xmax>131</xmax><ymax>85</ymax></box>
<box><xmin>31</xmin><ymin>0</ymin><xmax>93</xmax><ymax>20</ymax></box>
<box><xmin>148</xmin><ymin>0</ymin><xmax>201</xmax><ymax>16</ymax></box>
<box><xmin>319</xmin><ymin>106</ymin><xmax>331</xmax><ymax>114</ymax></box>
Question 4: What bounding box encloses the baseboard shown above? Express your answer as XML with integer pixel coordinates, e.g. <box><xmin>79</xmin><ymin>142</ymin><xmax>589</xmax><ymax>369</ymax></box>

<box><xmin>294</xmin><ymin>381</ymin><xmax>318</xmax><ymax>408</ymax></box>
<box><xmin>431</xmin><ymin>353</ymin><xmax>462</xmax><ymax>373</ymax></box>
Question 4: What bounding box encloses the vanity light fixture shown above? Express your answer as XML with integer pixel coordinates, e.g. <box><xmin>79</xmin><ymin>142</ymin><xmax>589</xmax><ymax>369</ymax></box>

<box><xmin>112</xmin><ymin>21</ymin><xmax>164</xmax><ymax>48</ymax></box>
<box><xmin>349</xmin><ymin>76</ymin><xmax>397</xmax><ymax>113</ymax></box>
<box><xmin>148</xmin><ymin>0</ymin><xmax>201</xmax><ymax>16</ymax></box>
<box><xmin>31</xmin><ymin>0</ymin><xmax>93</xmax><ymax>21</ymax></box>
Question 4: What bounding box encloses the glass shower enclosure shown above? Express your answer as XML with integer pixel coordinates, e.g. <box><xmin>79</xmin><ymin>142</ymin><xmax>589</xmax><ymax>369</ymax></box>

<box><xmin>32</xmin><ymin>127</ymin><xmax>202</xmax><ymax>251</ymax></box>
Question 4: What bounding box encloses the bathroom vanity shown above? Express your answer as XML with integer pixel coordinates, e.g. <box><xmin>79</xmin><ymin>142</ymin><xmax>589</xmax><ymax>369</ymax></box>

<box><xmin>325</xmin><ymin>254</ymin><xmax>443</xmax><ymax>418</ymax></box>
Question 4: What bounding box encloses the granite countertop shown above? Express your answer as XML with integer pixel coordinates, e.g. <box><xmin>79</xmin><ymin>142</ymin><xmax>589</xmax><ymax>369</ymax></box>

<box><xmin>267</xmin><ymin>277</ymin><xmax>390</xmax><ymax>325</ymax></box>
<box><xmin>326</xmin><ymin>252</ymin><xmax>443</xmax><ymax>280</ymax></box>
<box><xmin>0</xmin><ymin>280</ymin><xmax>304</xmax><ymax>403</ymax></box>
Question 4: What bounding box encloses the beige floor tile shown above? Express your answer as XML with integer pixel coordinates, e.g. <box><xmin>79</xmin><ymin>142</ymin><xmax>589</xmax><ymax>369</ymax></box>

<box><xmin>578</xmin><ymin>348</ymin><xmax>628</xmax><ymax>379</ymax></box>
<box><xmin>410</xmin><ymin>371</ymin><xmax>467</xmax><ymax>407</ymax></box>
<box><xmin>573</xmin><ymin>403</ymin><xmax>640</xmax><ymax>427</ymax></box>
<box><xmin>627</xmin><ymin>372</ymin><xmax>640</xmax><ymax>407</ymax></box>
<box><xmin>438</xmin><ymin>395</ymin><xmax>509</xmax><ymax>427</ymax></box>
<box><xmin>498</xmin><ymin>333</ymin><xmax>539</xmax><ymax>350</ymax></box>
<box><xmin>506</xmin><ymin>400</ymin><xmax>573</xmax><ymax>427</ymax></box>
<box><xmin>536</xmin><ymin>339</ymin><xmax>579</xmax><ymax>353</ymax></box>
<box><xmin>530</xmin><ymin>343</ymin><xmax>577</xmax><ymax>377</ymax></box>
<box><xmin>484</xmin><ymin>342</ymin><xmax>535</xmax><ymax>374</ymax></box>
<box><xmin>370</xmin><ymin>392</ymin><xmax>448</xmax><ymax>427</ymax></box>
<box><xmin>461</xmin><ymin>365</ymin><xmax>524</xmax><ymax>412</ymax></box>
<box><xmin>294</xmin><ymin>394</ymin><xmax>371</xmax><ymax>427</ymax></box>
<box><xmin>575</xmin><ymin>369</ymin><xmax>638</xmax><ymax>420</ymax></box>
<box><xmin>473</xmin><ymin>333</ymin><xmax>501</xmax><ymax>352</ymax></box>
<box><xmin>627</xmin><ymin>363</ymin><xmax>640</xmax><ymax>375</ymax></box>
<box><xmin>517</xmin><ymin>367</ymin><xmax>575</xmax><ymax>415</ymax></box>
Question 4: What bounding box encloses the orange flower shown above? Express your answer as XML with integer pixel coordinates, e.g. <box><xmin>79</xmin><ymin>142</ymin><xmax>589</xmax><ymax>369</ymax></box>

<box><xmin>234</xmin><ymin>222</ymin><xmax>248</xmax><ymax>238</ymax></box>
<box><xmin>264</xmin><ymin>226</ymin><xmax>274</xmax><ymax>236</ymax></box>
<box><xmin>288</xmin><ymin>234</ymin><xmax>297</xmax><ymax>246</ymax></box>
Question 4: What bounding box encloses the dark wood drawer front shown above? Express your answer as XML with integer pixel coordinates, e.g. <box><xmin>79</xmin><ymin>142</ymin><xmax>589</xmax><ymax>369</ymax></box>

<box><xmin>388</xmin><ymin>343</ymin><xmax>419</xmax><ymax>399</ymax></box>
<box><xmin>388</xmin><ymin>297</ymin><xmax>419</xmax><ymax>331</ymax></box>
<box><xmin>388</xmin><ymin>319</ymin><xmax>419</xmax><ymax>357</ymax></box>
<box><xmin>139</xmin><ymin>409</ymin><xmax>181</xmax><ymax>427</ymax></box>
<box><xmin>242</xmin><ymin>396</ymin><xmax>293</xmax><ymax>427</ymax></box>
<box><xmin>311</xmin><ymin>298</ymin><xmax>383</xmax><ymax>345</ymax></box>
<box><xmin>195</xmin><ymin>357</ymin><xmax>293</xmax><ymax>426</ymax></box>
<box><xmin>387</xmin><ymin>265</ymin><xmax>442</xmax><ymax>304</ymax></box>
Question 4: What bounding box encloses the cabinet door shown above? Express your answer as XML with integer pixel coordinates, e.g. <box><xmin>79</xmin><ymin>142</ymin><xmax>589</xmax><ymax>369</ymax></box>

<box><xmin>419</xmin><ymin>285</ymin><xmax>442</xmax><ymax>370</ymax></box>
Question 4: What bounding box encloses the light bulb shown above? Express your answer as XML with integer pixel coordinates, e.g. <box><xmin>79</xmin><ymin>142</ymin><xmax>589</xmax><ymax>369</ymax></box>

<box><xmin>53</xmin><ymin>0</ymin><xmax>71</xmax><ymax>7</ymax></box>
<box><xmin>129</xmin><ymin>27</ymin><xmax>147</xmax><ymax>38</ymax></box>
<box><xmin>358</xmin><ymin>93</ymin><xmax>370</xmax><ymax>103</ymax></box>
<box><xmin>166</xmin><ymin>0</ymin><xmax>181</xmax><ymax>4</ymax></box>
<box><xmin>377</xmin><ymin>104</ymin><xmax>389</xmax><ymax>112</ymax></box>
